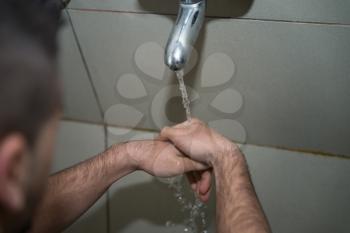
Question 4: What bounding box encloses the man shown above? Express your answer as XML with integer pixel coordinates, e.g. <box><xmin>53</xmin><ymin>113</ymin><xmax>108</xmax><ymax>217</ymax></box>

<box><xmin>0</xmin><ymin>1</ymin><xmax>271</xmax><ymax>233</ymax></box>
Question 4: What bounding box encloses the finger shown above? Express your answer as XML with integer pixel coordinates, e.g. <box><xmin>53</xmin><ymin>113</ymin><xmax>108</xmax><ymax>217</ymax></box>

<box><xmin>195</xmin><ymin>169</ymin><xmax>212</xmax><ymax>203</ymax></box>
<box><xmin>156</xmin><ymin>126</ymin><xmax>171</xmax><ymax>141</ymax></box>
<box><xmin>161</xmin><ymin>120</ymin><xmax>204</xmax><ymax>138</ymax></box>
<box><xmin>173</xmin><ymin>118</ymin><xmax>202</xmax><ymax>128</ymax></box>
<box><xmin>158</xmin><ymin>126</ymin><xmax>177</xmax><ymax>141</ymax></box>
<box><xmin>156</xmin><ymin>133</ymin><xmax>167</xmax><ymax>141</ymax></box>
<box><xmin>182</xmin><ymin>156</ymin><xmax>208</xmax><ymax>172</ymax></box>
<box><xmin>189</xmin><ymin>118</ymin><xmax>205</xmax><ymax>125</ymax></box>
<box><xmin>198</xmin><ymin>170</ymin><xmax>212</xmax><ymax>195</ymax></box>
<box><xmin>198</xmin><ymin>188</ymin><xmax>211</xmax><ymax>203</ymax></box>
<box><xmin>159</xmin><ymin>124</ymin><xmax>201</xmax><ymax>146</ymax></box>
<box><xmin>160</xmin><ymin>126</ymin><xmax>186</xmax><ymax>139</ymax></box>
<box><xmin>186</xmin><ymin>172</ymin><xmax>197</xmax><ymax>191</ymax></box>
<box><xmin>190</xmin><ymin>170</ymin><xmax>211</xmax><ymax>202</ymax></box>
<box><xmin>192</xmin><ymin>171</ymin><xmax>201</xmax><ymax>197</ymax></box>
<box><xmin>158</xmin><ymin>126</ymin><xmax>189</xmax><ymax>151</ymax></box>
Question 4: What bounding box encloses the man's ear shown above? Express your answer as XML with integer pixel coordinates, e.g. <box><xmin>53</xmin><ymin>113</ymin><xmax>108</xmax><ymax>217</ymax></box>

<box><xmin>0</xmin><ymin>134</ymin><xmax>28</xmax><ymax>212</ymax></box>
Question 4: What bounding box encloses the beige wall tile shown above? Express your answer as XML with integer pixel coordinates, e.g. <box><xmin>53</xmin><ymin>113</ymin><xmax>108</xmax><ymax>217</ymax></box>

<box><xmin>53</xmin><ymin>120</ymin><xmax>107</xmax><ymax>233</ymax></box>
<box><xmin>59</xmin><ymin>12</ymin><xmax>102</xmax><ymax>123</ymax></box>
<box><xmin>68</xmin><ymin>10</ymin><xmax>350</xmax><ymax>156</ymax></box>
<box><xmin>244</xmin><ymin>145</ymin><xmax>350</xmax><ymax>233</ymax></box>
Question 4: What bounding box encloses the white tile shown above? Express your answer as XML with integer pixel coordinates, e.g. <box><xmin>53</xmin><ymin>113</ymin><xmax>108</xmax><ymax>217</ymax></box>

<box><xmin>53</xmin><ymin>121</ymin><xmax>105</xmax><ymax>171</ymax></box>
<box><xmin>53</xmin><ymin>120</ymin><xmax>107</xmax><ymax>233</ymax></box>
<box><xmin>58</xmin><ymin>13</ymin><xmax>102</xmax><ymax>123</ymax></box>
<box><xmin>116</xmin><ymin>74</ymin><xmax>147</xmax><ymax>99</ymax></box>
<box><xmin>243</xmin><ymin>145</ymin><xmax>350</xmax><ymax>233</ymax></box>
<box><xmin>210</xmin><ymin>88</ymin><xmax>243</xmax><ymax>114</ymax></box>
<box><xmin>201</xmin><ymin>19</ymin><xmax>350</xmax><ymax>156</ymax></box>
<box><xmin>69</xmin><ymin>0</ymin><xmax>350</xmax><ymax>24</ymax></box>
<box><xmin>69</xmin><ymin>10</ymin><xmax>350</xmax><ymax>156</ymax></box>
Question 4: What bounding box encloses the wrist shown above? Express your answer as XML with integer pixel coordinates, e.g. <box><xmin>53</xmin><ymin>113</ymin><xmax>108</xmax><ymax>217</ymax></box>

<box><xmin>116</xmin><ymin>142</ymin><xmax>140</xmax><ymax>171</ymax></box>
<box><xmin>211</xmin><ymin>141</ymin><xmax>243</xmax><ymax>168</ymax></box>
<box><xmin>103</xmin><ymin>142</ymin><xmax>138</xmax><ymax>182</ymax></box>
<box><xmin>118</xmin><ymin>140</ymin><xmax>153</xmax><ymax>171</ymax></box>
<box><xmin>212</xmin><ymin>144</ymin><xmax>248</xmax><ymax>190</ymax></box>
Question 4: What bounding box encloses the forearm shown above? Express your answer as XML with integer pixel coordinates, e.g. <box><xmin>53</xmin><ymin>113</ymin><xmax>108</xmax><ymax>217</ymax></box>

<box><xmin>31</xmin><ymin>143</ymin><xmax>134</xmax><ymax>233</ymax></box>
<box><xmin>214</xmin><ymin>146</ymin><xmax>271</xmax><ymax>233</ymax></box>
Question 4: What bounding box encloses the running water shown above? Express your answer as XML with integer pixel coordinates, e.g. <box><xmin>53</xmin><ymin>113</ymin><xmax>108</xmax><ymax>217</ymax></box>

<box><xmin>164</xmin><ymin>70</ymin><xmax>208</xmax><ymax>233</ymax></box>
<box><xmin>166</xmin><ymin>176</ymin><xmax>208</xmax><ymax>233</ymax></box>
<box><xmin>175</xmin><ymin>70</ymin><xmax>191</xmax><ymax>122</ymax></box>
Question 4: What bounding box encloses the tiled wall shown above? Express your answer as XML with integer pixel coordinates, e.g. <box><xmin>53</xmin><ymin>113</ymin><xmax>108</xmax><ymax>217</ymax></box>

<box><xmin>56</xmin><ymin>1</ymin><xmax>350</xmax><ymax>233</ymax></box>
<box><xmin>59</xmin><ymin>1</ymin><xmax>350</xmax><ymax>157</ymax></box>
<box><xmin>53</xmin><ymin>120</ymin><xmax>350</xmax><ymax>233</ymax></box>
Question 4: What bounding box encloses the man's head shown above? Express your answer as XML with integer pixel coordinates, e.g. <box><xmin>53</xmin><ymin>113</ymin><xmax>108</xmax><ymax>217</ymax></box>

<box><xmin>0</xmin><ymin>1</ymin><xmax>63</xmax><ymax>232</ymax></box>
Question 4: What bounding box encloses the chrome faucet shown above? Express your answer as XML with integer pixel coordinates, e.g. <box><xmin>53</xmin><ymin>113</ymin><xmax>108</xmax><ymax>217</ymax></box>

<box><xmin>164</xmin><ymin>0</ymin><xmax>206</xmax><ymax>71</ymax></box>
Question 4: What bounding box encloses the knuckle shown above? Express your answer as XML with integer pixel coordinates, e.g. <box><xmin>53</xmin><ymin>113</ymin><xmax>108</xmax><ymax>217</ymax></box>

<box><xmin>160</xmin><ymin>126</ymin><xmax>169</xmax><ymax>135</ymax></box>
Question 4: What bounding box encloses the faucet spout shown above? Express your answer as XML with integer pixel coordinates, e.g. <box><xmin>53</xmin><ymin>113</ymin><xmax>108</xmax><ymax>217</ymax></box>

<box><xmin>165</xmin><ymin>0</ymin><xmax>206</xmax><ymax>71</ymax></box>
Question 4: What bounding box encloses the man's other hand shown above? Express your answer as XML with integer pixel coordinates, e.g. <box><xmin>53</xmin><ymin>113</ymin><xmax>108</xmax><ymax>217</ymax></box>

<box><xmin>120</xmin><ymin>140</ymin><xmax>209</xmax><ymax>178</ymax></box>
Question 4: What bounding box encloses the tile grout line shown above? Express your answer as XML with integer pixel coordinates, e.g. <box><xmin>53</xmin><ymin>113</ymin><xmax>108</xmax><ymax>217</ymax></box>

<box><xmin>236</xmin><ymin>17</ymin><xmax>350</xmax><ymax>27</ymax></box>
<box><xmin>65</xmin><ymin>10</ymin><xmax>111</xmax><ymax>233</ymax></box>
<box><xmin>68</xmin><ymin>7</ymin><xmax>350</xmax><ymax>27</ymax></box>
<box><xmin>61</xmin><ymin>117</ymin><xmax>350</xmax><ymax>160</ymax></box>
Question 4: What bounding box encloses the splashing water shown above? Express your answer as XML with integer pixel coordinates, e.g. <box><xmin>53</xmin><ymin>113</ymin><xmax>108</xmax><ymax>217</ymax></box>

<box><xmin>163</xmin><ymin>70</ymin><xmax>208</xmax><ymax>233</ymax></box>
<box><xmin>175</xmin><ymin>70</ymin><xmax>191</xmax><ymax>122</ymax></box>
<box><xmin>165</xmin><ymin>176</ymin><xmax>208</xmax><ymax>233</ymax></box>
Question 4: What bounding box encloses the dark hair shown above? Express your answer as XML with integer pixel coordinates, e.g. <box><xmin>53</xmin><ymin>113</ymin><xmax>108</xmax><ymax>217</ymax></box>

<box><xmin>0</xmin><ymin>0</ymin><xmax>63</xmax><ymax>146</ymax></box>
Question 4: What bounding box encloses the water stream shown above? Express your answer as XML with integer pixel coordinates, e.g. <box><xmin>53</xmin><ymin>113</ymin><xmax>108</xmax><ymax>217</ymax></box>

<box><xmin>175</xmin><ymin>70</ymin><xmax>191</xmax><ymax>122</ymax></box>
<box><xmin>164</xmin><ymin>70</ymin><xmax>208</xmax><ymax>233</ymax></box>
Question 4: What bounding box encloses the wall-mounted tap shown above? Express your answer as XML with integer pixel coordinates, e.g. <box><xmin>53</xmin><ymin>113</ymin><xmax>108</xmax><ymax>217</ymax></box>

<box><xmin>164</xmin><ymin>0</ymin><xmax>206</xmax><ymax>71</ymax></box>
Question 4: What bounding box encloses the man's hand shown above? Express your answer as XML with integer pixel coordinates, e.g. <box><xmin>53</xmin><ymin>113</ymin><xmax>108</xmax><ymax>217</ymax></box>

<box><xmin>119</xmin><ymin>140</ymin><xmax>209</xmax><ymax>177</ymax></box>
<box><xmin>159</xmin><ymin>118</ymin><xmax>238</xmax><ymax>166</ymax></box>
<box><xmin>159</xmin><ymin>118</ymin><xmax>271</xmax><ymax>233</ymax></box>
<box><xmin>158</xmin><ymin>118</ymin><xmax>238</xmax><ymax>202</ymax></box>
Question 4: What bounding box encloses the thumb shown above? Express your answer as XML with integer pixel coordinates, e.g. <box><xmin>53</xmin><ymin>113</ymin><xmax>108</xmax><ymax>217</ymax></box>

<box><xmin>158</xmin><ymin>126</ymin><xmax>183</xmax><ymax>142</ymax></box>
<box><xmin>158</xmin><ymin>119</ymin><xmax>202</xmax><ymax>141</ymax></box>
